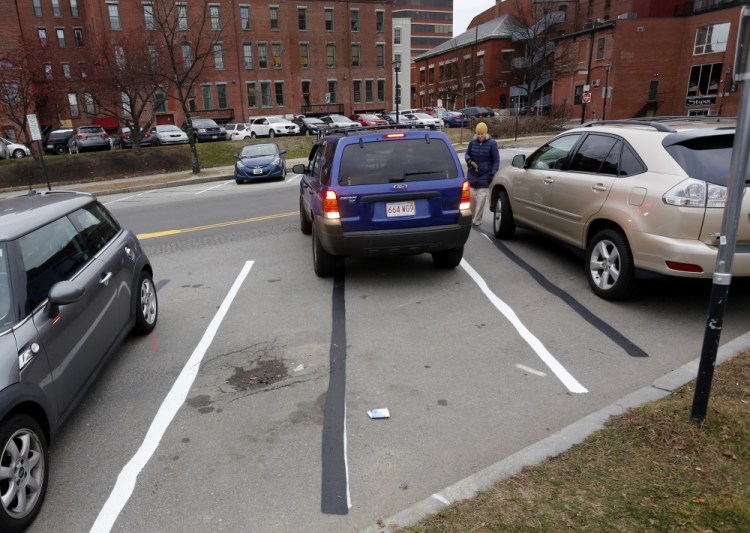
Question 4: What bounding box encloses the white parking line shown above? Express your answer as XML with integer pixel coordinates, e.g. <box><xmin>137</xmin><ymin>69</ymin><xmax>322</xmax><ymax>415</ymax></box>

<box><xmin>195</xmin><ymin>181</ymin><xmax>230</xmax><ymax>195</ymax></box>
<box><xmin>460</xmin><ymin>259</ymin><xmax>588</xmax><ymax>394</ymax></box>
<box><xmin>102</xmin><ymin>191</ymin><xmax>150</xmax><ymax>205</ymax></box>
<box><xmin>516</xmin><ymin>364</ymin><xmax>547</xmax><ymax>377</ymax></box>
<box><xmin>89</xmin><ymin>260</ymin><xmax>255</xmax><ymax>533</ymax></box>
<box><xmin>284</xmin><ymin>173</ymin><xmax>301</xmax><ymax>185</ymax></box>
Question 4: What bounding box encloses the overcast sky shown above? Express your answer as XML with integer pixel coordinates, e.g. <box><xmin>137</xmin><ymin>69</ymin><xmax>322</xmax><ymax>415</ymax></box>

<box><xmin>453</xmin><ymin>0</ymin><xmax>497</xmax><ymax>37</ymax></box>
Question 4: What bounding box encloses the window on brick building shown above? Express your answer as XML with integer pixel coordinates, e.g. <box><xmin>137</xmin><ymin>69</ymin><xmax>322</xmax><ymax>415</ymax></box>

<box><xmin>84</xmin><ymin>93</ymin><xmax>95</xmax><ymax>115</ymax></box>
<box><xmin>352</xmin><ymin>43</ymin><xmax>360</xmax><ymax>68</ymax></box>
<box><xmin>210</xmin><ymin>5</ymin><xmax>221</xmax><ymax>31</ymax></box>
<box><xmin>38</xmin><ymin>28</ymin><xmax>47</xmax><ymax>46</ymax></box>
<box><xmin>574</xmin><ymin>85</ymin><xmax>583</xmax><ymax>105</ymax></box>
<box><xmin>327</xmin><ymin>80</ymin><xmax>337</xmax><ymax>103</ymax></box>
<box><xmin>69</xmin><ymin>0</ymin><xmax>78</xmax><ymax>16</ymax></box>
<box><xmin>44</xmin><ymin>63</ymin><xmax>53</xmax><ymax>79</ymax></box>
<box><xmin>52</xmin><ymin>0</ymin><xmax>61</xmax><ymax>17</ymax></box>
<box><xmin>62</xmin><ymin>62</ymin><xmax>71</xmax><ymax>79</ymax></box>
<box><xmin>154</xmin><ymin>89</ymin><xmax>166</xmax><ymax>112</ymax></box>
<box><xmin>258</xmin><ymin>42</ymin><xmax>268</xmax><ymax>68</ymax></box>
<box><xmin>261</xmin><ymin>81</ymin><xmax>271</xmax><ymax>107</ymax></box>
<box><xmin>694</xmin><ymin>23</ymin><xmax>729</xmax><ymax>55</ymax></box>
<box><xmin>687</xmin><ymin>62</ymin><xmax>722</xmax><ymax>97</ymax></box>
<box><xmin>240</xmin><ymin>5</ymin><xmax>250</xmax><ymax>30</ymax></box>
<box><xmin>596</xmin><ymin>37</ymin><xmax>605</xmax><ymax>60</ymax></box>
<box><xmin>181</xmin><ymin>42</ymin><xmax>192</xmax><ymax>68</ymax></box>
<box><xmin>326</xmin><ymin>43</ymin><xmax>335</xmax><ymax>68</ymax></box>
<box><xmin>121</xmin><ymin>91</ymin><xmax>131</xmax><ymax>115</ymax></box>
<box><xmin>394</xmin><ymin>27</ymin><xmax>401</xmax><ymax>45</ymax></box>
<box><xmin>300</xmin><ymin>42</ymin><xmax>309</xmax><ymax>68</ymax></box>
<box><xmin>214</xmin><ymin>43</ymin><xmax>224</xmax><ymax>69</ymax></box>
<box><xmin>68</xmin><ymin>93</ymin><xmax>79</xmax><ymax>118</ymax></box>
<box><xmin>429</xmin><ymin>66</ymin><xmax>434</xmax><ymax>83</ymax></box>
<box><xmin>56</xmin><ymin>28</ymin><xmax>66</xmax><ymax>48</ymax></box>
<box><xmin>114</xmin><ymin>45</ymin><xmax>125</xmax><ymax>68</ymax></box>
<box><xmin>376</xmin><ymin>10</ymin><xmax>384</xmax><ymax>32</ymax></box>
<box><xmin>201</xmin><ymin>84</ymin><xmax>213</xmax><ymax>110</ymax></box>
<box><xmin>247</xmin><ymin>82</ymin><xmax>257</xmax><ymax>108</ymax></box>
<box><xmin>33</xmin><ymin>0</ymin><xmax>42</xmax><ymax>17</ymax></box>
<box><xmin>353</xmin><ymin>80</ymin><xmax>361</xmax><ymax>103</ymax></box>
<box><xmin>502</xmin><ymin>51</ymin><xmax>512</xmax><ymax>72</ymax></box>
<box><xmin>73</xmin><ymin>28</ymin><xmax>83</xmax><ymax>46</ymax></box>
<box><xmin>477</xmin><ymin>55</ymin><xmax>484</xmax><ymax>75</ymax></box>
<box><xmin>107</xmin><ymin>3</ymin><xmax>121</xmax><ymax>30</ymax></box>
<box><xmin>217</xmin><ymin>84</ymin><xmax>227</xmax><ymax>108</ymax></box>
<box><xmin>243</xmin><ymin>43</ymin><xmax>253</xmax><ymax>69</ymax></box>
<box><xmin>377</xmin><ymin>79</ymin><xmax>385</xmax><ymax>102</ymax></box>
<box><xmin>365</xmin><ymin>80</ymin><xmax>373</xmax><ymax>102</ymax></box>
<box><xmin>272</xmin><ymin>42</ymin><xmax>281</xmax><ymax>68</ymax></box>
<box><xmin>302</xmin><ymin>80</ymin><xmax>310</xmax><ymax>106</ymax></box>
<box><xmin>350</xmin><ymin>9</ymin><xmax>358</xmax><ymax>31</ymax></box>
<box><xmin>325</xmin><ymin>8</ymin><xmax>334</xmax><ymax>32</ymax></box>
<box><xmin>177</xmin><ymin>3</ymin><xmax>188</xmax><ymax>31</ymax></box>
<box><xmin>269</xmin><ymin>6</ymin><xmax>279</xmax><ymax>30</ymax></box>
<box><xmin>143</xmin><ymin>3</ymin><xmax>154</xmax><ymax>29</ymax></box>
<box><xmin>298</xmin><ymin>7</ymin><xmax>307</xmax><ymax>31</ymax></box>
<box><xmin>419</xmin><ymin>69</ymin><xmax>425</xmax><ymax>84</ymax></box>
<box><xmin>275</xmin><ymin>82</ymin><xmax>284</xmax><ymax>106</ymax></box>
<box><xmin>376</xmin><ymin>43</ymin><xmax>385</xmax><ymax>68</ymax></box>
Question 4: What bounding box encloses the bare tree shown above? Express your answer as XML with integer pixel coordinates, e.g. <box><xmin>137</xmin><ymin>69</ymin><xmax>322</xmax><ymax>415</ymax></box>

<box><xmin>81</xmin><ymin>29</ymin><xmax>163</xmax><ymax>153</ymax></box>
<box><xmin>145</xmin><ymin>0</ymin><xmax>225</xmax><ymax>173</ymax></box>
<box><xmin>505</xmin><ymin>0</ymin><xmax>577</xmax><ymax>114</ymax></box>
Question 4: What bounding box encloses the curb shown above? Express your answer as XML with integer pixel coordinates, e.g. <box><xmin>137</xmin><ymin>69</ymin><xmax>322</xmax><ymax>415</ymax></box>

<box><xmin>362</xmin><ymin>330</ymin><xmax>750</xmax><ymax>532</ymax></box>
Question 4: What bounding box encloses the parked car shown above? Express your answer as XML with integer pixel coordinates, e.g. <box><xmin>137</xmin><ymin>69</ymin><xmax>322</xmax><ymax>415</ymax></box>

<box><xmin>44</xmin><ymin>129</ymin><xmax>74</xmax><ymax>155</ymax></box>
<box><xmin>151</xmin><ymin>125</ymin><xmax>189</xmax><ymax>146</ymax></box>
<box><xmin>246</xmin><ymin>116</ymin><xmax>300</xmax><ymax>138</ymax></box>
<box><xmin>383</xmin><ymin>113</ymin><xmax>420</xmax><ymax>128</ymax></box>
<box><xmin>0</xmin><ymin>189</ymin><xmax>157</xmax><ymax>531</ymax></box>
<box><xmin>112</xmin><ymin>126</ymin><xmax>153</xmax><ymax>149</ymax></box>
<box><xmin>402</xmin><ymin>112</ymin><xmax>442</xmax><ymax>129</ymax></box>
<box><xmin>292</xmin><ymin>116</ymin><xmax>327</xmax><ymax>136</ymax></box>
<box><xmin>442</xmin><ymin>110</ymin><xmax>468</xmax><ymax>128</ymax></box>
<box><xmin>233</xmin><ymin>142</ymin><xmax>287</xmax><ymax>183</ymax></box>
<box><xmin>489</xmin><ymin>117</ymin><xmax>746</xmax><ymax>300</ymax></box>
<box><xmin>224</xmin><ymin>123</ymin><xmax>250</xmax><ymax>140</ymax></box>
<box><xmin>0</xmin><ymin>137</ymin><xmax>30</xmax><ymax>159</ymax></box>
<box><xmin>67</xmin><ymin>125</ymin><xmax>111</xmax><ymax>154</ymax></box>
<box><xmin>349</xmin><ymin>113</ymin><xmax>388</xmax><ymax>127</ymax></box>
<box><xmin>459</xmin><ymin>106</ymin><xmax>494</xmax><ymax>119</ymax></box>
<box><xmin>295</xmin><ymin>127</ymin><xmax>471</xmax><ymax>277</ymax></box>
<box><xmin>319</xmin><ymin>114</ymin><xmax>361</xmax><ymax>129</ymax></box>
<box><xmin>182</xmin><ymin>118</ymin><xmax>226</xmax><ymax>143</ymax></box>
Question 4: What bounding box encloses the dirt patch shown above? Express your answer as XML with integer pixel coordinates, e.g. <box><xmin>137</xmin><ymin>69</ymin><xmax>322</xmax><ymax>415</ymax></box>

<box><xmin>226</xmin><ymin>359</ymin><xmax>288</xmax><ymax>391</ymax></box>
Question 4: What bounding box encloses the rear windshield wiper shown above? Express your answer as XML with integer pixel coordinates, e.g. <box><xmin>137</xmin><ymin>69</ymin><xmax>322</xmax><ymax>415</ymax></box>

<box><xmin>403</xmin><ymin>170</ymin><xmax>446</xmax><ymax>177</ymax></box>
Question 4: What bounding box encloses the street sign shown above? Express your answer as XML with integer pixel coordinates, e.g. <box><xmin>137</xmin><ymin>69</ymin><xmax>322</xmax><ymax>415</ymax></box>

<box><xmin>582</xmin><ymin>92</ymin><xmax>592</xmax><ymax>104</ymax></box>
<box><xmin>27</xmin><ymin>114</ymin><xmax>42</xmax><ymax>141</ymax></box>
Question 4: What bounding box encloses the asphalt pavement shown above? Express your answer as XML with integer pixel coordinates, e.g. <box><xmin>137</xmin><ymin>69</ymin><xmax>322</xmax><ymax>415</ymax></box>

<box><xmin>5</xmin><ymin>135</ymin><xmax>748</xmax><ymax>531</ymax></box>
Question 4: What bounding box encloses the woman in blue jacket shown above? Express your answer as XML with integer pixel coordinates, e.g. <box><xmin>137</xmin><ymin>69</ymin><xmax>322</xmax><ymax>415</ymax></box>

<box><xmin>465</xmin><ymin>122</ymin><xmax>500</xmax><ymax>226</ymax></box>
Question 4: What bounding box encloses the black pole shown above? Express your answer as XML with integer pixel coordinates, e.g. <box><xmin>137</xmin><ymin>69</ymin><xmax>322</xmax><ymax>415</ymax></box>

<box><xmin>602</xmin><ymin>64</ymin><xmax>611</xmax><ymax>121</ymax></box>
<box><xmin>580</xmin><ymin>21</ymin><xmax>596</xmax><ymax>124</ymax></box>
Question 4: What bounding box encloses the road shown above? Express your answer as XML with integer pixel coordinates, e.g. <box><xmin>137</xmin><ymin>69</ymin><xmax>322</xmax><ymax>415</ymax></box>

<box><xmin>28</xmin><ymin>150</ymin><xmax>750</xmax><ymax>532</ymax></box>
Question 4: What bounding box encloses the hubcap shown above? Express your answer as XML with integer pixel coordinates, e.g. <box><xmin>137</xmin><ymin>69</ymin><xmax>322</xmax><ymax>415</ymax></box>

<box><xmin>590</xmin><ymin>240</ymin><xmax>620</xmax><ymax>290</ymax></box>
<box><xmin>140</xmin><ymin>278</ymin><xmax>157</xmax><ymax>324</ymax></box>
<box><xmin>1</xmin><ymin>429</ymin><xmax>45</xmax><ymax>519</ymax></box>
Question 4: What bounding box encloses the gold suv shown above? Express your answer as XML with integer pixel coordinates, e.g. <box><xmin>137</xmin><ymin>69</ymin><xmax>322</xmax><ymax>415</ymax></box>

<box><xmin>488</xmin><ymin>117</ymin><xmax>745</xmax><ymax>300</ymax></box>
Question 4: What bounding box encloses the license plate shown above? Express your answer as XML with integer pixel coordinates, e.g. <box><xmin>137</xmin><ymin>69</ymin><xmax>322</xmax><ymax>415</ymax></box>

<box><xmin>211</xmin><ymin>135</ymin><xmax>217</xmax><ymax>139</ymax></box>
<box><xmin>253</xmin><ymin>169</ymin><xmax>263</xmax><ymax>175</ymax></box>
<box><xmin>386</xmin><ymin>201</ymin><xmax>415</xmax><ymax>217</ymax></box>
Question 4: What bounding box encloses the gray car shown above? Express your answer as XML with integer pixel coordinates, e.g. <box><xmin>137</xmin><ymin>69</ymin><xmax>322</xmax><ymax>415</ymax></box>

<box><xmin>67</xmin><ymin>125</ymin><xmax>112</xmax><ymax>153</ymax></box>
<box><xmin>0</xmin><ymin>190</ymin><xmax>157</xmax><ymax>531</ymax></box>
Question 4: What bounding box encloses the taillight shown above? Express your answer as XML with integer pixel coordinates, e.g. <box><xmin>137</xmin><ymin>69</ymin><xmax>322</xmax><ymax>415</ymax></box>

<box><xmin>665</xmin><ymin>261</ymin><xmax>703</xmax><ymax>273</ymax></box>
<box><xmin>324</xmin><ymin>189</ymin><xmax>340</xmax><ymax>219</ymax></box>
<box><xmin>76</xmin><ymin>134</ymin><xmax>84</xmax><ymax>139</ymax></box>
<box><xmin>459</xmin><ymin>180</ymin><xmax>471</xmax><ymax>210</ymax></box>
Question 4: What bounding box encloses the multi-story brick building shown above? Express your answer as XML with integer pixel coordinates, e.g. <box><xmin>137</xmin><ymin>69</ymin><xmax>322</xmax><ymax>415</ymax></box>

<box><xmin>0</xmin><ymin>0</ymin><xmax>393</xmax><ymax>138</ymax></box>
<box><xmin>412</xmin><ymin>0</ymin><xmax>745</xmax><ymax>120</ymax></box>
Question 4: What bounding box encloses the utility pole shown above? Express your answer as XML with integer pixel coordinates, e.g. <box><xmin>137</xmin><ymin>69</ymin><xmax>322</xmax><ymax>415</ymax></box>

<box><xmin>602</xmin><ymin>63</ymin><xmax>611</xmax><ymax>120</ymax></box>
<box><xmin>581</xmin><ymin>20</ymin><xmax>597</xmax><ymax>124</ymax></box>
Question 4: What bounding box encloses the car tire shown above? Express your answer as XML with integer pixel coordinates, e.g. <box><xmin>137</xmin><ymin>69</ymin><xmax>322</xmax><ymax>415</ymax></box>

<box><xmin>585</xmin><ymin>229</ymin><xmax>635</xmax><ymax>300</ymax></box>
<box><xmin>250</xmin><ymin>132</ymin><xmax>257</xmax><ymax>139</ymax></box>
<box><xmin>300</xmin><ymin>198</ymin><xmax>312</xmax><ymax>235</ymax></box>
<box><xmin>432</xmin><ymin>247</ymin><xmax>464</xmax><ymax>269</ymax></box>
<box><xmin>269</xmin><ymin>130</ymin><xmax>275</xmax><ymax>138</ymax></box>
<box><xmin>0</xmin><ymin>414</ymin><xmax>49</xmax><ymax>533</ymax></box>
<box><xmin>54</xmin><ymin>144</ymin><xmax>68</xmax><ymax>155</ymax></box>
<box><xmin>305</xmin><ymin>129</ymin><xmax>311</xmax><ymax>136</ymax></box>
<box><xmin>243</xmin><ymin>136</ymin><xmax>251</xmax><ymax>140</ymax></box>
<box><xmin>235</xmin><ymin>179</ymin><xmax>243</xmax><ymax>184</ymax></box>
<box><xmin>133</xmin><ymin>270</ymin><xmax>158</xmax><ymax>334</ymax></box>
<box><xmin>11</xmin><ymin>149</ymin><xmax>25</xmax><ymax>158</ymax></box>
<box><xmin>312</xmin><ymin>226</ymin><xmax>336</xmax><ymax>277</ymax></box>
<box><xmin>493</xmin><ymin>190</ymin><xmax>516</xmax><ymax>239</ymax></box>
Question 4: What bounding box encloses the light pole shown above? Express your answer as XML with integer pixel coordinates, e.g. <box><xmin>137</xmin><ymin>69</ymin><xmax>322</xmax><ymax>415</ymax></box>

<box><xmin>602</xmin><ymin>63</ymin><xmax>611</xmax><ymax>120</ymax></box>
<box><xmin>393</xmin><ymin>58</ymin><xmax>401</xmax><ymax>124</ymax></box>
<box><xmin>581</xmin><ymin>20</ymin><xmax>597</xmax><ymax>124</ymax></box>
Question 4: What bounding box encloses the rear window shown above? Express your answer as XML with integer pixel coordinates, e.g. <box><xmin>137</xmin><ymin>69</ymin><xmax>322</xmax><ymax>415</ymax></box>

<box><xmin>337</xmin><ymin>138</ymin><xmax>458</xmax><ymax>186</ymax></box>
<box><xmin>664</xmin><ymin>134</ymin><xmax>733</xmax><ymax>186</ymax></box>
<box><xmin>79</xmin><ymin>127</ymin><xmax>103</xmax><ymax>134</ymax></box>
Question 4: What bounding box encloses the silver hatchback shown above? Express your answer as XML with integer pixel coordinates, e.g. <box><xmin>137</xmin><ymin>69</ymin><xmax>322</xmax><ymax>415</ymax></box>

<box><xmin>0</xmin><ymin>190</ymin><xmax>157</xmax><ymax>531</ymax></box>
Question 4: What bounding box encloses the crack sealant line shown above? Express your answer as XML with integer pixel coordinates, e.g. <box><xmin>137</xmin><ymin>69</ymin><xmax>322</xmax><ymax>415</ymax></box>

<box><xmin>460</xmin><ymin>258</ymin><xmax>588</xmax><ymax>394</ymax></box>
<box><xmin>89</xmin><ymin>260</ymin><xmax>255</xmax><ymax>533</ymax></box>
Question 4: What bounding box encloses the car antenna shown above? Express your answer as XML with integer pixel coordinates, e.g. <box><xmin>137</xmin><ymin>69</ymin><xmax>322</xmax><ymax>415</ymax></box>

<box><xmin>424</xmin><ymin>133</ymin><xmax>431</xmax><ymax>144</ymax></box>
<box><xmin>358</xmin><ymin>137</ymin><xmax>364</xmax><ymax>149</ymax></box>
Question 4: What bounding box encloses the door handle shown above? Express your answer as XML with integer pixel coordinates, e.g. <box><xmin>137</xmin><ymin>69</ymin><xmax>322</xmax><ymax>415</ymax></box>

<box><xmin>543</xmin><ymin>177</ymin><xmax>554</xmax><ymax>184</ymax></box>
<box><xmin>124</xmin><ymin>246</ymin><xmax>135</xmax><ymax>260</ymax></box>
<box><xmin>100</xmin><ymin>272</ymin><xmax>113</xmax><ymax>286</ymax></box>
<box><xmin>591</xmin><ymin>184</ymin><xmax>608</xmax><ymax>192</ymax></box>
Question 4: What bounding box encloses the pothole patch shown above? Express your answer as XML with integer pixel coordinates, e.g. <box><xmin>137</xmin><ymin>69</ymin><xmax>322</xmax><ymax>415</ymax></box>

<box><xmin>226</xmin><ymin>359</ymin><xmax>288</xmax><ymax>391</ymax></box>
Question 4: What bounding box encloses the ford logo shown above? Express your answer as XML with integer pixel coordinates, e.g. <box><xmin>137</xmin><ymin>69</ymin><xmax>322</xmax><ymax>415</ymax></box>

<box><xmin>393</xmin><ymin>184</ymin><xmax>408</xmax><ymax>190</ymax></box>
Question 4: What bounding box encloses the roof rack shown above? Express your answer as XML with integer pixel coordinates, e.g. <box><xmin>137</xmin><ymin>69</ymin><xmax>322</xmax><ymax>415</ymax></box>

<box><xmin>315</xmin><ymin>124</ymin><xmax>416</xmax><ymax>140</ymax></box>
<box><xmin>582</xmin><ymin>116</ymin><xmax>737</xmax><ymax>133</ymax></box>
<box><xmin>582</xmin><ymin>119</ymin><xmax>676</xmax><ymax>132</ymax></box>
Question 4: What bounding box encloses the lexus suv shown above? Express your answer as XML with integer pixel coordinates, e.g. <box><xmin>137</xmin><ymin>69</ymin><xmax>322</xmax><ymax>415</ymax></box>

<box><xmin>295</xmin><ymin>127</ymin><xmax>472</xmax><ymax>276</ymax></box>
<box><xmin>0</xmin><ymin>190</ymin><xmax>157</xmax><ymax>531</ymax></box>
<box><xmin>489</xmin><ymin>117</ymin><xmax>745</xmax><ymax>300</ymax></box>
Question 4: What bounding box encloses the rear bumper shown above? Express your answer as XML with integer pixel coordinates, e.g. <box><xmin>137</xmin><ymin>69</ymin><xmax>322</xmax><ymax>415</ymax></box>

<box><xmin>315</xmin><ymin>211</ymin><xmax>472</xmax><ymax>257</ymax></box>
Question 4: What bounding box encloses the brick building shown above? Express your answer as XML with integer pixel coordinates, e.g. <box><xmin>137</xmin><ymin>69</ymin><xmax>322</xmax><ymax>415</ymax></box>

<box><xmin>0</xmin><ymin>0</ymin><xmax>393</xmax><ymax>138</ymax></box>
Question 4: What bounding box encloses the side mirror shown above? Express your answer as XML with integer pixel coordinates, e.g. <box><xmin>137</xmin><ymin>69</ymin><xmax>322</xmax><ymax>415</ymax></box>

<box><xmin>233</xmin><ymin>154</ymin><xmax>240</xmax><ymax>159</ymax></box>
<box><xmin>292</xmin><ymin>164</ymin><xmax>307</xmax><ymax>174</ymax></box>
<box><xmin>46</xmin><ymin>280</ymin><xmax>85</xmax><ymax>318</ymax></box>
<box><xmin>512</xmin><ymin>154</ymin><xmax>526</xmax><ymax>168</ymax></box>
<box><xmin>279</xmin><ymin>149</ymin><xmax>287</xmax><ymax>155</ymax></box>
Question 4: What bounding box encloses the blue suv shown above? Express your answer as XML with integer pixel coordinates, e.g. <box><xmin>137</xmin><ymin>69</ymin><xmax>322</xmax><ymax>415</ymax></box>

<box><xmin>294</xmin><ymin>127</ymin><xmax>472</xmax><ymax>276</ymax></box>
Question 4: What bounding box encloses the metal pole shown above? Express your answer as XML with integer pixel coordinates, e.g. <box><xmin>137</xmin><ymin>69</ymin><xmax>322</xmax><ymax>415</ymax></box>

<box><xmin>690</xmin><ymin>51</ymin><xmax>750</xmax><ymax>421</ymax></box>
<box><xmin>602</xmin><ymin>64</ymin><xmax>611</xmax><ymax>120</ymax></box>
<box><xmin>580</xmin><ymin>21</ymin><xmax>596</xmax><ymax>124</ymax></box>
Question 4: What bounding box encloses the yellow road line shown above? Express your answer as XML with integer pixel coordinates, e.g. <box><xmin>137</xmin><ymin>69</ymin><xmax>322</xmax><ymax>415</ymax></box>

<box><xmin>137</xmin><ymin>211</ymin><xmax>297</xmax><ymax>240</ymax></box>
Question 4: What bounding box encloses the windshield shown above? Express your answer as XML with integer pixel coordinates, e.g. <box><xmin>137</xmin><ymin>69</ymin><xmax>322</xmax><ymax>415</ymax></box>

<box><xmin>329</xmin><ymin>115</ymin><xmax>348</xmax><ymax>121</ymax></box>
<box><xmin>338</xmin><ymin>138</ymin><xmax>458</xmax><ymax>186</ymax></box>
<box><xmin>159</xmin><ymin>126</ymin><xmax>181</xmax><ymax>132</ymax></box>
<box><xmin>193</xmin><ymin>119</ymin><xmax>217</xmax><ymax>127</ymax></box>
<box><xmin>306</xmin><ymin>118</ymin><xmax>324</xmax><ymax>124</ymax></box>
<box><xmin>267</xmin><ymin>117</ymin><xmax>287</xmax><ymax>124</ymax></box>
<box><xmin>241</xmin><ymin>144</ymin><xmax>278</xmax><ymax>158</ymax></box>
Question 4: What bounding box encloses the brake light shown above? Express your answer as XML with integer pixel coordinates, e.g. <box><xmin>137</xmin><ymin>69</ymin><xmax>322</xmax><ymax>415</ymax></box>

<box><xmin>76</xmin><ymin>134</ymin><xmax>84</xmax><ymax>139</ymax></box>
<box><xmin>324</xmin><ymin>189</ymin><xmax>340</xmax><ymax>219</ymax></box>
<box><xmin>459</xmin><ymin>180</ymin><xmax>471</xmax><ymax>210</ymax></box>
<box><xmin>384</xmin><ymin>133</ymin><xmax>406</xmax><ymax>139</ymax></box>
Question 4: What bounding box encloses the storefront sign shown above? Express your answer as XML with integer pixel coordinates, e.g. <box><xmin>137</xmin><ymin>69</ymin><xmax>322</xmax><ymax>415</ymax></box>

<box><xmin>685</xmin><ymin>97</ymin><xmax>716</xmax><ymax>107</ymax></box>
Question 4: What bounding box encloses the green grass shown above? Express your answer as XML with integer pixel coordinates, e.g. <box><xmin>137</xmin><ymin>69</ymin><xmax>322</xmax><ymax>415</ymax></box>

<box><xmin>402</xmin><ymin>351</ymin><xmax>750</xmax><ymax>532</ymax></box>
